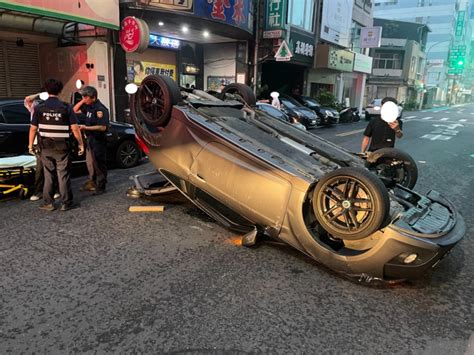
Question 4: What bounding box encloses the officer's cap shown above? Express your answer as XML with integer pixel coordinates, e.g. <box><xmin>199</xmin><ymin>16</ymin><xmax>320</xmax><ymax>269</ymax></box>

<box><xmin>80</xmin><ymin>86</ymin><xmax>98</xmax><ymax>98</ymax></box>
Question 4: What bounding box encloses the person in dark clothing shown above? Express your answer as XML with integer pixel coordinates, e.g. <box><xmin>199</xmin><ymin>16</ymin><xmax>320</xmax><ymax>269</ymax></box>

<box><xmin>73</xmin><ymin>86</ymin><xmax>109</xmax><ymax>195</ymax></box>
<box><xmin>24</xmin><ymin>93</ymin><xmax>60</xmax><ymax>201</ymax></box>
<box><xmin>361</xmin><ymin>97</ymin><xmax>403</xmax><ymax>152</ymax></box>
<box><xmin>28</xmin><ymin>79</ymin><xmax>84</xmax><ymax>211</ymax></box>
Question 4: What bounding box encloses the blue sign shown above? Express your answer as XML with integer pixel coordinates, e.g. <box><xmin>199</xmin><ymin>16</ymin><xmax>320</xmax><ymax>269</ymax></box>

<box><xmin>149</xmin><ymin>34</ymin><xmax>181</xmax><ymax>50</ymax></box>
<box><xmin>194</xmin><ymin>0</ymin><xmax>253</xmax><ymax>33</ymax></box>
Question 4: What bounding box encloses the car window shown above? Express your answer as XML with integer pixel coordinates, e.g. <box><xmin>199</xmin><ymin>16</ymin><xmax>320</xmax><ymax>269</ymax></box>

<box><xmin>1</xmin><ymin>104</ymin><xmax>31</xmax><ymax>124</ymax></box>
<box><xmin>371</xmin><ymin>99</ymin><xmax>382</xmax><ymax>106</ymax></box>
<box><xmin>281</xmin><ymin>98</ymin><xmax>297</xmax><ymax>108</ymax></box>
<box><xmin>260</xmin><ymin>104</ymin><xmax>286</xmax><ymax>119</ymax></box>
<box><xmin>302</xmin><ymin>96</ymin><xmax>320</xmax><ymax>107</ymax></box>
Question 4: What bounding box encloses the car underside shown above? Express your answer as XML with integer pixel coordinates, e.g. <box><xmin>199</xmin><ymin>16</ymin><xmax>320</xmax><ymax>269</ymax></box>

<box><xmin>129</xmin><ymin>76</ymin><xmax>465</xmax><ymax>283</ymax></box>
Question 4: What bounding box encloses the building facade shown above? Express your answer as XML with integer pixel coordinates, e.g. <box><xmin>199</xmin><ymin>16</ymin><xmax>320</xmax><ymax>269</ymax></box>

<box><xmin>366</xmin><ymin>19</ymin><xmax>429</xmax><ymax>108</ymax></box>
<box><xmin>308</xmin><ymin>0</ymin><xmax>374</xmax><ymax>111</ymax></box>
<box><xmin>0</xmin><ymin>1</ymin><xmax>119</xmax><ymax>113</ymax></box>
<box><xmin>374</xmin><ymin>0</ymin><xmax>472</xmax><ymax>105</ymax></box>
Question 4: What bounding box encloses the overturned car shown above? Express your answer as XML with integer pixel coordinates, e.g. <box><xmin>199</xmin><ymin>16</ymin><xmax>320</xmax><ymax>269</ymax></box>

<box><xmin>128</xmin><ymin>76</ymin><xmax>465</xmax><ymax>283</ymax></box>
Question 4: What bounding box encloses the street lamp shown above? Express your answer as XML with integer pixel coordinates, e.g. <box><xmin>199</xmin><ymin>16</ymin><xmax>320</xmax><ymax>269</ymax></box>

<box><xmin>419</xmin><ymin>39</ymin><xmax>452</xmax><ymax>110</ymax></box>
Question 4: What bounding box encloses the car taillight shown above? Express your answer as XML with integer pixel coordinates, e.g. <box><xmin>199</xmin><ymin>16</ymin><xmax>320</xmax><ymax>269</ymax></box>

<box><xmin>135</xmin><ymin>134</ymin><xmax>149</xmax><ymax>155</ymax></box>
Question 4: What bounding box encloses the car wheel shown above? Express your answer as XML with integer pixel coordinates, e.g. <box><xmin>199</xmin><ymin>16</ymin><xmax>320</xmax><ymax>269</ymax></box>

<box><xmin>220</xmin><ymin>83</ymin><xmax>256</xmax><ymax>107</ymax></box>
<box><xmin>116</xmin><ymin>140</ymin><xmax>140</xmax><ymax>169</ymax></box>
<box><xmin>368</xmin><ymin>148</ymin><xmax>418</xmax><ymax>189</ymax></box>
<box><xmin>136</xmin><ymin>75</ymin><xmax>182</xmax><ymax>128</ymax></box>
<box><xmin>312</xmin><ymin>167</ymin><xmax>390</xmax><ymax>240</ymax></box>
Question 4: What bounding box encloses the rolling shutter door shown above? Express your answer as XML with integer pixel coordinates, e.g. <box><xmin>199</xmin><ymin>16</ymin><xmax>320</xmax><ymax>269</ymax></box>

<box><xmin>0</xmin><ymin>40</ymin><xmax>41</xmax><ymax>98</ymax></box>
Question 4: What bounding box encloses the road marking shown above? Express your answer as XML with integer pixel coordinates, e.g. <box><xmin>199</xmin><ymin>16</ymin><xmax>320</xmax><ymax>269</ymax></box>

<box><xmin>459</xmin><ymin>119</ymin><xmax>467</xmax><ymax>122</ymax></box>
<box><xmin>421</xmin><ymin>110</ymin><xmax>427</xmax><ymax>112</ymax></box>
<box><xmin>421</xmin><ymin>134</ymin><xmax>452</xmax><ymax>141</ymax></box>
<box><xmin>422</xmin><ymin>116</ymin><xmax>433</xmax><ymax>120</ymax></box>
<box><xmin>433</xmin><ymin>123</ymin><xmax>464</xmax><ymax>129</ymax></box>
<box><xmin>440</xmin><ymin>117</ymin><xmax>449</xmax><ymax>121</ymax></box>
<box><xmin>336</xmin><ymin>128</ymin><xmax>365</xmax><ymax>137</ymax></box>
<box><xmin>418</xmin><ymin>160</ymin><xmax>426</xmax><ymax>164</ymax></box>
<box><xmin>405</xmin><ymin>115</ymin><xmax>417</xmax><ymax>119</ymax></box>
<box><xmin>470</xmin><ymin>113</ymin><xmax>474</xmax><ymax>115</ymax></box>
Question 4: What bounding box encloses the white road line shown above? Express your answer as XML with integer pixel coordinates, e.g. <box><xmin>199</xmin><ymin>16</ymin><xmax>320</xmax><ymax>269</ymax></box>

<box><xmin>336</xmin><ymin>129</ymin><xmax>365</xmax><ymax>137</ymax></box>
<box><xmin>459</xmin><ymin>119</ymin><xmax>467</xmax><ymax>122</ymax></box>
<box><xmin>421</xmin><ymin>110</ymin><xmax>427</xmax><ymax>112</ymax></box>
<box><xmin>440</xmin><ymin>117</ymin><xmax>449</xmax><ymax>121</ymax></box>
<box><xmin>470</xmin><ymin>113</ymin><xmax>474</xmax><ymax>115</ymax></box>
<box><xmin>405</xmin><ymin>116</ymin><xmax>417</xmax><ymax>119</ymax></box>
<box><xmin>422</xmin><ymin>116</ymin><xmax>433</xmax><ymax>120</ymax></box>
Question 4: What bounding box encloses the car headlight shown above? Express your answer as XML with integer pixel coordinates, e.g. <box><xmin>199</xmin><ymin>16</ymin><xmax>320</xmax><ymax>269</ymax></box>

<box><xmin>326</xmin><ymin>110</ymin><xmax>333</xmax><ymax>117</ymax></box>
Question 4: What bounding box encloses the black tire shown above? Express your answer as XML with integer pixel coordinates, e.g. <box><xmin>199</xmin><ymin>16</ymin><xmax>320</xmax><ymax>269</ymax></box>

<box><xmin>136</xmin><ymin>75</ymin><xmax>182</xmax><ymax>128</ymax></box>
<box><xmin>116</xmin><ymin>140</ymin><xmax>140</xmax><ymax>169</ymax></box>
<box><xmin>220</xmin><ymin>83</ymin><xmax>256</xmax><ymax>106</ymax></box>
<box><xmin>369</xmin><ymin>148</ymin><xmax>418</xmax><ymax>189</ymax></box>
<box><xmin>312</xmin><ymin>167</ymin><xmax>390</xmax><ymax>241</ymax></box>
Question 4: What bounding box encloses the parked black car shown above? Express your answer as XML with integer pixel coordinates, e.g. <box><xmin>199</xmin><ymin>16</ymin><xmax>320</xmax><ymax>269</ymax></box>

<box><xmin>255</xmin><ymin>102</ymin><xmax>306</xmax><ymax>131</ymax></box>
<box><xmin>278</xmin><ymin>95</ymin><xmax>320</xmax><ymax>129</ymax></box>
<box><xmin>291</xmin><ymin>95</ymin><xmax>339</xmax><ymax>125</ymax></box>
<box><xmin>339</xmin><ymin>107</ymin><xmax>361</xmax><ymax>123</ymax></box>
<box><xmin>0</xmin><ymin>99</ymin><xmax>140</xmax><ymax>168</ymax></box>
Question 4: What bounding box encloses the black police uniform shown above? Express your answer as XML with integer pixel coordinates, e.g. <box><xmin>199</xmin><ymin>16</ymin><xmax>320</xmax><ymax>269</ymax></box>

<box><xmin>32</xmin><ymin>97</ymin><xmax>78</xmax><ymax>206</ymax></box>
<box><xmin>81</xmin><ymin>100</ymin><xmax>109</xmax><ymax>192</ymax></box>
<box><xmin>363</xmin><ymin>117</ymin><xmax>403</xmax><ymax>151</ymax></box>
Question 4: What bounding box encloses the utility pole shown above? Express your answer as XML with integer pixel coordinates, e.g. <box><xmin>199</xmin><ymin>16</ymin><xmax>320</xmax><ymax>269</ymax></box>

<box><xmin>252</xmin><ymin>1</ymin><xmax>260</xmax><ymax>95</ymax></box>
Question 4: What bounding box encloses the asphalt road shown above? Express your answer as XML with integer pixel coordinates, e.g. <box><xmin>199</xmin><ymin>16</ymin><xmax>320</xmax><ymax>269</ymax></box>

<box><xmin>1</xmin><ymin>104</ymin><xmax>473</xmax><ymax>354</ymax></box>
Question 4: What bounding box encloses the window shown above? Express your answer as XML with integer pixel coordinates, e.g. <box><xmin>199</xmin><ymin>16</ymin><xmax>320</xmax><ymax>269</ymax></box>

<box><xmin>259</xmin><ymin>104</ymin><xmax>285</xmax><ymax>120</ymax></box>
<box><xmin>373</xmin><ymin>52</ymin><xmax>402</xmax><ymax>69</ymax></box>
<box><xmin>288</xmin><ymin>0</ymin><xmax>315</xmax><ymax>32</ymax></box>
<box><xmin>1</xmin><ymin>104</ymin><xmax>31</xmax><ymax>124</ymax></box>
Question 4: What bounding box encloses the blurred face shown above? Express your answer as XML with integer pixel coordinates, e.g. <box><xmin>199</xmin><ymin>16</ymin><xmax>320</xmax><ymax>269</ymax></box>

<box><xmin>83</xmin><ymin>95</ymin><xmax>95</xmax><ymax>105</ymax></box>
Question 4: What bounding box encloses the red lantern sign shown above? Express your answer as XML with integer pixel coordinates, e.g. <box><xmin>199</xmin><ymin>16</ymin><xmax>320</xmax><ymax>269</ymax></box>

<box><xmin>119</xmin><ymin>16</ymin><xmax>149</xmax><ymax>53</ymax></box>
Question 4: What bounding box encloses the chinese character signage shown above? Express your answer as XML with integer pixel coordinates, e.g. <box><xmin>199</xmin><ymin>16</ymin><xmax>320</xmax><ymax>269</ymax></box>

<box><xmin>127</xmin><ymin>60</ymin><xmax>177</xmax><ymax>83</ymax></box>
<box><xmin>320</xmin><ymin>0</ymin><xmax>354</xmax><ymax>48</ymax></box>
<box><xmin>455</xmin><ymin>11</ymin><xmax>465</xmax><ymax>38</ymax></box>
<box><xmin>360</xmin><ymin>27</ymin><xmax>382</xmax><ymax>48</ymax></box>
<box><xmin>195</xmin><ymin>0</ymin><xmax>253</xmax><ymax>33</ymax></box>
<box><xmin>289</xmin><ymin>30</ymin><xmax>315</xmax><ymax>66</ymax></box>
<box><xmin>149</xmin><ymin>34</ymin><xmax>181</xmax><ymax>50</ymax></box>
<box><xmin>120</xmin><ymin>17</ymin><xmax>150</xmax><ymax>53</ymax></box>
<box><xmin>265</xmin><ymin>0</ymin><xmax>287</xmax><ymax>30</ymax></box>
<box><xmin>0</xmin><ymin>0</ymin><xmax>119</xmax><ymax>29</ymax></box>
<box><xmin>316</xmin><ymin>44</ymin><xmax>354</xmax><ymax>72</ymax></box>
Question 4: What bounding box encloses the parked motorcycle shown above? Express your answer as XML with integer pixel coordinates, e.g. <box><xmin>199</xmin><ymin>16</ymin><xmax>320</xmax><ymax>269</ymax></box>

<box><xmin>339</xmin><ymin>107</ymin><xmax>361</xmax><ymax>123</ymax></box>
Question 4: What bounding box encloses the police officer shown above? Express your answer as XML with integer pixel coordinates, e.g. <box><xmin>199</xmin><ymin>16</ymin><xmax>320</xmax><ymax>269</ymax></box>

<box><xmin>73</xmin><ymin>86</ymin><xmax>109</xmax><ymax>195</ymax></box>
<box><xmin>28</xmin><ymin>79</ymin><xmax>84</xmax><ymax>211</ymax></box>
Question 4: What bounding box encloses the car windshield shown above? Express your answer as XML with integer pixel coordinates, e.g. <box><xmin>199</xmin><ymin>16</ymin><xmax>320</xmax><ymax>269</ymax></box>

<box><xmin>301</xmin><ymin>97</ymin><xmax>320</xmax><ymax>107</ymax></box>
<box><xmin>281</xmin><ymin>97</ymin><xmax>299</xmax><ymax>108</ymax></box>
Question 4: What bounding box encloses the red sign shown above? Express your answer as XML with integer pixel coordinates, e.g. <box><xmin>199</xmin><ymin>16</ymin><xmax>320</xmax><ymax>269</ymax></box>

<box><xmin>119</xmin><ymin>16</ymin><xmax>149</xmax><ymax>53</ymax></box>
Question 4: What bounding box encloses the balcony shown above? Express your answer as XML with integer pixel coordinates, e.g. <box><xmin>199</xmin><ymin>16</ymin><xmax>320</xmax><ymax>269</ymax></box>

<box><xmin>372</xmin><ymin>69</ymin><xmax>403</xmax><ymax>77</ymax></box>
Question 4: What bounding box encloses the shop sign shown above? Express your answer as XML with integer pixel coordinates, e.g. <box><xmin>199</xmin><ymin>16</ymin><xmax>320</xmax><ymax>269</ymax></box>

<box><xmin>320</xmin><ymin>0</ymin><xmax>354</xmax><ymax>48</ymax></box>
<box><xmin>328</xmin><ymin>48</ymin><xmax>354</xmax><ymax>72</ymax></box>
<box><xmin>149</xmin><ymin>34</ymin><xmax>181</xmax><ymax>50</ymax></box>
<box><xmin>127</xmin><ymin>60</ymin><xmax>177</xmax><ymax>83</ymax></box>
<box><xmin>274</xmin><ymin>40</ymin><xmax>292</xmax><ymax>62</ymax></box>
<box><xmin>360</xmin><ymin>27</ymin><xmax>382</xmax><ymax>48</ymax></box>
<box><xmin>265</xmin><ymin>0</ymin><xmax>287</xmax><ymax>30</ymax></box>
<box><xmin>0</xmin><ymin>0</ymin><xmax>119</xmax><ymax>29</ymax></box>
<box><xmin>207</xmin><ymin>76</ymin><xmax>235</xmax><ymax>91</ymax></box>
<box><xmin>353</xmin><ymin>53</ymin><xmax>372</xmax><ymax>74</ymax></box>
<box><xmin>289</xmin><ymin>30</ymin><xmax>315</xmax><ymax>66</ymax></box>
<box><xmin>427</xmin><ymin>59</ymin><xmax>444</xmax><ymax>68</ymax></box>
<box><xmin>455</xmin><ymin>11</ymin><xmax>465</xmax><ymax>37</ymax></box>
<box><xmin>263</xmin><ymin>30</ymin><xmax>284</xmax><ymax>39</ymax></box>
<box><xmin>138</xmin><ymin>0</ymin><xmax>193</xmax><ymax>11</ymax></box>
<box><xmin>120</xmin><ymin>17</ymin><xmax>150</xmax><ymax>53</ymax></box>
<box><xmin>195</xmin><ymin>0</ymin><xmax>253</xmax><ymax>33</ymax></box>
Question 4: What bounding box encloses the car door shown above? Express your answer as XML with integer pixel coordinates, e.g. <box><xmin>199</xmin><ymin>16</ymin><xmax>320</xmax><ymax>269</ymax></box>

<box><xmin>0</xmin><ymin>103</ymin><xmax>31</xmax><ymax>157</ymax></box>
